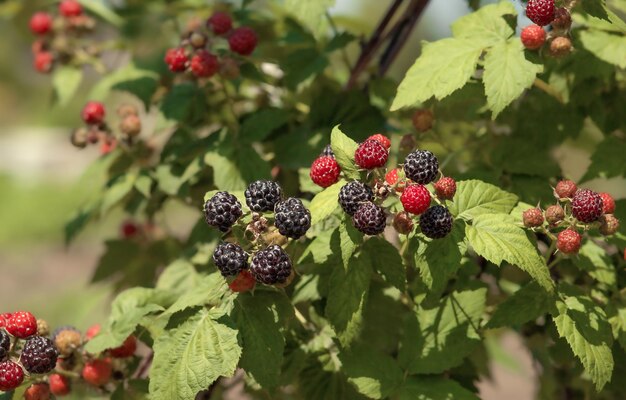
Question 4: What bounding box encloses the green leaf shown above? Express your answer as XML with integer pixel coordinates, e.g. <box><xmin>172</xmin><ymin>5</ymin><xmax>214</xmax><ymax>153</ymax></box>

<box><xmin>325</xmin><ymin>32</ymin><xmax>357</xmax><ymax>53</ymax></box>
<box><xmin>581</xmin><ymin>137</ymin><xmax>626</xmax><ymax>181</ymax></box>
<box><xmin>451</xmin><ymin>1</ymin><xmax>516</xmax><ymax>47</ymax></box>
<box><xmin>339</xmin><ymin>219</ymin><xmax>363</xmax><ymax>269</ymax></box>
<box><xmin>78</xmin><ymin>0</ymin><xmax>123</xmax><ymax>26</ymax></box>
<box><xmin>283</xmin><ymin>48</ymin><xmax>329</xmax><ymax>88</ymax></box>
<box><xmin>285</xmin><ymin>0</ymin><xmax>335</xmax><ymax>38</ymax></box>
<box><xmin>64</xmin><ymin>206</ymin><xmax>96</xmax><ymax>244</ymax></box>
<box><xmin>240</xmin><ymin>108</ymin><xmax>290</xmax><ymax>143</ymax></box>
<box><xmin>52</xmin><ymin>66</ymin><xmax>82</xmax><ymax>107</ymax></box>
<box><xmin>553</xmin><ymin>287</ymin><xmax>614</xmax><ymax>390</ymax></box>
<box><xmin>391</xmin><ymin>38</ymin><xmax>483</xmax><ymax>111</ymax></box>
<box><xmin>162</xmin><ymin>273</ymin><xmax>228</xmax><ymax>318</ymax></box>
<box><xmin>414</xmin><ymin>221</ymin><xmax>466</xmax><ymax>295</ymax></box>
<box><xmin>397</xmin><ymin>376</ymin><xmax>480</xmax><ymax>400</ymax></box>
<box><xmin>581</xmin><ymin>0</ymin><xmax>610</xmax><ymax>21</ymax></box>
<box><xmin>204</xmin><ymin>152</ymin><xmax>247</xmax><ymax>191</ymax></box>
<box><xmin>449</xmin><ymin>180</ymin><xmax>518</xmax><ymax>221</ymax></box>
<box><xmin>161</xmin><ymin>83</ymin><xmax>207</xmax><ymax>122</ymax></box>
<box><xmin>575</xmin><ymin>241</ymin><xmax>616</xmax><ymax>287</ymax></box>
<box><xmin>89</xmin><ymin>63</ymin><xmax>158</xmax><ymax>101</ymax></box>
<box><xmin>233</xmin><ymin>292</ymin><xmax>294</xmax><ymax>388</ymax></box>
<box><xmin>580</xmin><ymin>30</ymin><xmax>626</xmax><ymax>68</ymax></box>
<box><xmin>330</xmin><ymin>125</ymin><xmax>360</xmax><ymax>180</ymax></box>
<box><xmin>149</xmin><ymin>309</ymin><xmax>242</xmax><ymax>400</ymax></box>
<box><xmin>399</xmin><ymin>287</ymin><xmax>486</xmax><ymax>373</ymax></box>
<box><xmin>134</xmin><ymin>173</ymin><xmax>152</xmax><ymax>198</ymax></box>
<box><xmin>362</xmin><ymin>238</ymin><xmax>406</xmax><ymax>291</ymax></box>
<box><xmin>326</xmin><ymin>253</ymin><xmax>373</xmax><ymax>346</ymax></box>
<box><xmin>483</xmin><ymin>38</ymin><xmax>542</xmax><ymax>118</ymax></box>
<box><xmin>101</xmin><ymin>173</ymin><xmax>137</xmax><ymax>213</ymax></box>
<box><xmin>156</xmin><ymin>259</ymin><xmax>203</xmax><ymax>294</ymax></box>
<box><xmin>310</xmin><ymin>180</ymin><xmax>344</xmax><ymax>225</ymax></box>
<box><xmin>237</xmin><ymin>146</ymin><xmax>272</xmax><ymax>183</ymax></box>
<box><xmin>486</xmin><ymin>281</ymin><xmax>553</xmax><ymax>329</ymax></box>
<box><xmin>339</xmin><ymin>344</ymin><xmax>403</xmax><ymax>399</ymax></box>
<box><xmin>466</xmin><ymin>213</ymin><xmax>554</xmax><ymax>292</ymax></box>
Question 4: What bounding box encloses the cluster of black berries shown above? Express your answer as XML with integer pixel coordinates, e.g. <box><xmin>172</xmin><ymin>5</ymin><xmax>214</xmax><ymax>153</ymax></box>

<box><xmin>71</xmin><ymin>102</ymin><xmax>144</xmax><ymax>155</ymax></box>
<box><xmin>522</xmin><ymin>179</ymin><xmax>619</xmax><ymax>255</ymax></box>
<box><xmin>164</xmin><ymin>11</ymin><xmax>258</xmax><ymax>80</ymax></box>
<box><xmin>205</xmin><ymin>180</ymin><xmax>311</xmax><ymax>287</ymax></box>
<box><xmin>29</xmin><ymin>0</ymin><xmax>100</xmax><ymax>74</ymax></box>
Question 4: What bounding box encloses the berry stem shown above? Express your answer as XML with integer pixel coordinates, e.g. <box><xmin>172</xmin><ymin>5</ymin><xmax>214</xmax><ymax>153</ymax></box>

<box><xmin>533</xmin><ymin>78</ymin><xmax>564</xmax><ymax>104</ymax></box>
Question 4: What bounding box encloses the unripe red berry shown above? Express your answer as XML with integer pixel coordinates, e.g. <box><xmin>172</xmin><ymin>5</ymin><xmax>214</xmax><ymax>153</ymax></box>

<box><xmin>599</xmin><ymin>192</ymin><xmax>615</xmax><ymax>214</ymax></box>
<box><xmin>0</xmin><ymin>313</ymin><xmax>12</xmax><ymax>329</ymax></box>
<box><xmin>385</xmin><ymin>168</ymin><xmax>406</xmax><ymax>192</ymax></box>
<box><xmin>393</xmin><ymin>211</ymin><xmax>414</xmax><ymax>234</ymax></box>
<box><xmin>354</xmin><ymin>139</ymin><xmax>388</xmax><ymax>169</ymax></box>
<box><xmin>121</xmin><ymin>221</ymin><xmax>139</xmax><ymax>238</ymax></box>
<box><xmin>85</xmin><ymin>324</ymin><xmax>101</xmax><ymax>340</ymax></box>
<box><xmin>189</xmin><ymin>32</ymin><xmax>207</xmax><ymax>49</ymax></box>
<box><xmin>100</xmin><ymin>138</ymin><xmax>117</xmax><ymax>155</ymax></box>
<box><xmin>6</xmin><ymin>311</ymin><xmax>38</xmax><ymax>338</ymax></box>
<box><xmin>29</xmin><ymin>12</ymin><xmax>53</xmax><ymax>35</ymax></box>
<box><xmin>557</xmin><ymin>229</ymin><xmax>582</xmax><ymax>254</ymax></box>
<box><xmin>0</xmin><ymin>361</ymin><xmax>24</xmax><ymax>391</ymax></box>
<box><xmin>55</xmin><ymin>329</ymin><xmax>82</xmax><ymax>357</ymax></box>
<box><xmin>229</xmin><ymin>270</ymin><xmax>256</xmax><ymax>292</ymax></box>
<box><xmin>81</xmin><ymin>101</ymin><xmax>106</xmax><ymax>125</ymax></box>
<box><xmin>550</xmin><ymin>36</ymin><xmax>572</xmax><ymax>58</ymax></box>
<box><xmin>120</xmin><ymin>114</ymin><xmax>142</xmax><ymax>137</ymax></box>
<box><xmin>109</xmin><ymin>335</ymin><xmax>137</xmax><ymax>358</ymax></box>
<box><xmin>190</xmin><ymin>50</ymin><xmax>219</xmax><ymax>78</ymax></box>
<box><xmin>229</xmin><ymin>27</ymin><xmax>258</xmax><ymax>56</ymax></box>
<box><xmin>37</xmin><ymin>319</ymin><xmax>50</xmax><ymax>337</ymax></box>
<box><xmin>59</xmin><ymin>0</ymin><xmax>83</xmax><ymax>17</ymax></box>
<box><xmin>411</xmin><ymin>109</ymin><xmax>434</xmax><ymax>132</ymax></box>
<box><xmin>545</xmin><ymin>204</ymin><xmax>565</xmax><ymax>224</ymax></box>
<box><xmin>24</xmin><ymin>383</ymin><xmax>51</xmax><ymax>400</ymax></box>
<box><xmin>367</xmin><ymin>134</ymin><xmax>391</xmax><ymax>150</ymax></box>
<box><xmin>207</xmin><ymin>12</ymin><xmax>233</xmax><ymax>35</ymax></box>
<box><xmin>554</xmin><ymin>180</ymin><xmax>577</xmax><ymax>199</ymax></box>
<box><xmin>310</xmin><ymin>156</ymin><xmax>341</xmax><ymax>188</ymax></box>
<box><xmin>520</xmin><ymin>25</ymin><xmax>546</xmax><ymax>50</ymax></box>
<box><xmin>34</xmin><ymin>51</ymin><xmax>54</xmax><ymax>74</ymax></box>
<box><xmin>116</xmin><ymin>104</ymin><xmax>138</xmax><ymax>118</ymax></box>
<box><xmin>49</xmin><ymin>374</ymin><xmax>71</xmax><ymax>396</ymax></box>
<box><xmin>82</xmin><ymin>359</ymin><xmax>112</xmax><ymax>386</ymax></box>
<box><xmin>401</xmin><ymin>184</ymin><xmax>431</xmax><ymax>215</ymax></box>
<box><xmin>551</xmin><ymin>7</ymin><xmax>572</xmax><ymax>30</ymax></box>
<box><xmin>164</xmin><ymin>48</ymin><xmax>188</xmax><ymax>72</ymax></box>
<box><xmin>522</xmin><ymin>208</ymin><xmax>544</xmax><ymax>227</ymax></box>
<box><xmin>599</xmin><ymin>214</ymin><xmax>620</xmax><ymax>236</ymax></box>
<box><xmin>434</xmin><ymin>177</ymin><xmax>457</xmax><ymax>200</ymax></box>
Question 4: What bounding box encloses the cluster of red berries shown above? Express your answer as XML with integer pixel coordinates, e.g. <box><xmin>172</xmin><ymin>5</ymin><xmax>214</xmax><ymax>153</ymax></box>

<box><xmin>522</xmin><ymin>179</ymin><xmax>619</xmax><ymax>255</ymax></box>
<box><xmin>311</xmin><ymin>133</ymin><xmax>457</xmax><ymax>239</ymax></box>
<box><xmin>204</xmin><ymin>180</ymin><xmax>311</xmax><ymax>291</ymax></box>
<box><xmin>29</xmin><ymin>0</ymin><xmax>99</xmax><ymax>74</ymax></box>
<box><xmin>71</xmin><ymin>102</ymin><xmax>142</xmax><ymax>155</ymax></box>
<box><xmin>521</xmin><ymin>0</ymin><xmax>572</xmax><ymax>57</ymax></box>
<box><xmin>164</xmin><ymin>11</ymin><xmax>257</xmax><ymax>79</ymax></box>
<box><xmin>0</xmin><ymin>311</ymin><xmax>139</xmax><ymax>398</ymax></box>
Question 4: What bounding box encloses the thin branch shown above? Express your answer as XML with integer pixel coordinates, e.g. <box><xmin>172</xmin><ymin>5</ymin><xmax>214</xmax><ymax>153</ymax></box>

<box><xmin>533</xmin><ymin>78</ymin><xmax>565</xmax><ymax>104</ymax></box>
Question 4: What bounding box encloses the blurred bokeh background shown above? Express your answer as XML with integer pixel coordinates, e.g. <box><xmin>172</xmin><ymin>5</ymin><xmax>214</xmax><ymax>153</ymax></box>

<box><xmin>1</xmin><ymin>1</ymin><xmax>624</xmax><ymax>399</ymax></box>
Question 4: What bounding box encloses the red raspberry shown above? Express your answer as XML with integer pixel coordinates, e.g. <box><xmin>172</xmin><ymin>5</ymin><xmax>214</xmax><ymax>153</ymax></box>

<box><xmin>401</xmin><ymin>184</ymin><xmax>431</xmax><ymax>215</ymax></box>
<box><xmin>557</xmin><ymin>229</ymin><xmax>582</xmax><ymax>255</ymax></box>
<box><xmin>34</xmin><ymin>51</ymin><xmax>54</xmax><ymax>74</ymax></box>
<box><xmin>59</xmin><ymin>0</ymin><xmax>83</xmax><ymax>17</ymax></box>
<box><xmin>207</xmin><ymin>12</ymin><xmax>233</xmax><ymax>35</ymax></box>
<box><xmin>0</xmin><ymin>361</ymin><xmax>24</xmax><ymax>391</ymax></box>
<box><xmin>367</xmin><ymin>134</ymin><xmax>391</xmax><ymax>150</ymax></box>
<box><xmin>6</xmin><ymin>311</ymin><xmax>37</xmax><ymax>338</ymax></box>
<box><xmin>572</xmin><ymin>189</ymin><xmax>603</xmax><ymax>223</ymax></box>
<box><xmin>526</xmin><ymin>0</ymin><xmax>555</xmax><ymax>26</ymax></box>
<box><xmin>0</xmin><ymin>313</ymin><xmax>11</xmax><ymax>329</ymax></box>
<box><xmin>310</xmin><ymin>156</ymin><xmax>341</xmax><ymax>188</ymax></box>
<box><xmin>49</xmin><ymin>374</ymin><xmax>71</xmax><ymax>396</ymax></box>
<box><xmin>599</xmin><ymin>192</ymin><xmax>615</xmax><ymax>214</ymax></box>
<box><xmin>434</xmin><ymin>177</ymin><xmax>456</xmax><ymax>200</ymax></box>
<box><xmin>85</xmin><ymin>324</ymin><xmax>101</xmax><ymax>340</ymax></box>
<box><xmin>82</xmin><ymin>359</ymin><xmax>112</xmax><ymax>386</ymax></box>
<box><xmin>554</xmin><ymin>180</ymin><xmax>577</xmax><ymax>199</ymax></box>
<box><xmin>81</xmin><ymin>101</ymin><xmax>106</xmax><ymax>125</ymax></box>
<box><xmin>29</xmin><ymin>13</ymin><xmax>53</xmax><ymax>35</ymax></box>
<box><xmin>385</xmin><ymin>168</ymin><xmax>406</xmax><ymax>192</ymax></box>
<box><xmin>228</xmin><ymin>270</ymin><xmax>256</xmax><ymax>292</ymax></box>
<box><xmin>164</xmin><ymin>48</ymin><xmax>188</xmax><ymax>72</ymax></box>
<box><xmin>522</xmin><ymin>208</ymin><xmax>544</xmax><ymax>227</ymax></box>
<box><xmin>24</xmin><ymin>383</ymin><xmax>51</xmax><ymax>400</ymax></box>
<box><xmin>121</xmin><ymin>221</ymin><xmax>139</xmax><ymax>238</ymax></box>
<box><xmin>354</xmin><ymin>139</ymin><xmax>388</xmax><ymax>169</ymax></box>
<box><xmin>109</xmin><ymin>335</ymin><xmax>137</xmax><ymax>358</ymax></box>
<box><xmin>229</xmin><ymin>27</ymin><xmax>258</xmax><ymax>56</ymax></box>
<box><xmin>599</xmin><ymin>214</ymin><xmax>620</xmax><ymax>236</ymax></box>
<box><xmin>520</xmin><ymin>25</ymin><xmax>546</xmax><ymax>50</ymax></box>
<box><xmin>190</xmin><ymin>50</ymin><xmax>219</xmax><ymax>78</ymax></box>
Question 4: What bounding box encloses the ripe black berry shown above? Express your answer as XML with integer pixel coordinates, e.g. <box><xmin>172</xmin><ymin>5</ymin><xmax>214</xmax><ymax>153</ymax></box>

<box><xmin>403</xmin><ymin>150</ymin><xmax>439</xmax><ymax>184</ymax></box>
<box><xmin>274</xmin><ymin>198</ymin><xmax>311</xmax><ymax>239</ymax></box>
<box><xmin>352</xmin><ymin>201</ymin><xmax>386</xmax><ymax>235</ymax></box>
<box><xmin>419</xmin><ymin>205</ymin><xmax>453</xmax><ymax>239</ymax></box>
<box><xmin>339</xmin><ymin>181</ymin><xmax>374</xmax><ymax>216</ymax></box>
<box><xmin>572</xmin><ymin>189</ymin><xmax>603</xmax><ymax>223</ymax></box>
<box><xmin>20</xmin><ymin>336</ymin><xmax>58</xmax><ymax>374</ymax></box>
<box><xmin>244</xmin><ymin>180</ymin><xmax>283</xmax><ymax>212</ymax></box>
<box><xmin>250</xmin><ymin>245</ymin><xmax>292</xmax><ymax>285</ymax></box>
<box><xmin>213</xmin><ymin>242</ymin><xmax>249</xmax><ymax>277</ymax></box>
<box><xmin>204</xmin><ymin>191</ymin><xmax>243</xmax><ymax>232</ymax></box>
<box><xmin>0</xmin><ymin>330</ymin><xmax>9</xmax><ymax>361</ymax></box>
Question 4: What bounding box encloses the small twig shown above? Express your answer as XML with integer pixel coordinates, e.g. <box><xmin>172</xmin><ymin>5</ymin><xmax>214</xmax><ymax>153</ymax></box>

<box><xmin>134</xmin><ymin>350</ymin><xmax>154</xmax><ymax>379</ymax></box>
<box><xmin>533</xmin><ymin>78</ymin><xmax>565</xmax><ymax>104</ymax></box>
